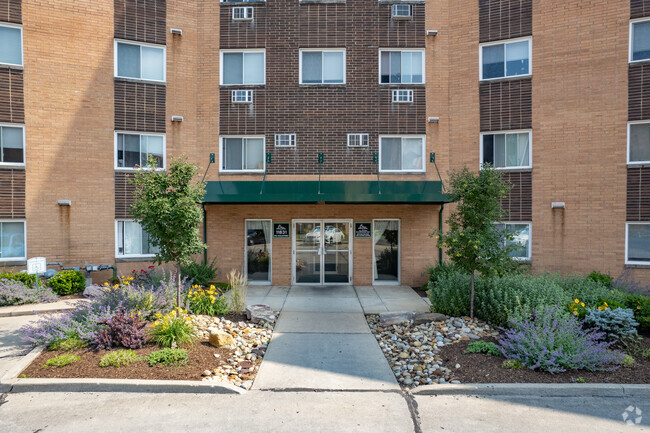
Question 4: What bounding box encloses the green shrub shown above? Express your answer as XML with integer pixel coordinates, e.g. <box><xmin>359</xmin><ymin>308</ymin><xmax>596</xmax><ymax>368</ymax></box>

<box><xmin>426</xmin><ymin>261</ymin><xmax>466</xmax><ymax>285</ymax></box>
<box><xmin>622</xmin><ymin>354</ymin><xmax>636</xmax><ymax>367</ymax></box>
<box><xmin>43</xmin><ymin>353</ymin><xmax>81</xmax><ymax>368</ymax></box>
<box><xmin>465</xmin><ymin>341</ymin><xmax>501</xmax><ymax>356</ymax></box>
<box><xmin>146</xmin><ymin>348</ymin><xmax>188</xmax><ymax>367</ymax></box>
<box><xmin>99</xmin><ymin>349</ymin><xmax>141</xmax><ymax>367</ymax></box>
<box><xmin>502</xmin><ymin>359</ymin><xmax>523</xmax><ymax>369</ymax></box>
<box><xmin>188</xmin><ymin>285</ymin><xmax>230</xmax><ymax>316</ymax></box>
<box><xmin>584</xmin><ymin>308</ymin><xmax>639</xmax><ymax>341</ymax></box>
<box><xmin>48</xmin><ymin>270</ymin><xmax>86</xmax><ymax>296</ymax></box>
<box><xmin>586</xmin><ymin>271</ymin><xmax>613</xmax><ymax>288</ymax></box>
<box><xmin>553</xmin><ymin>275</ymin><xmax>627</xmax><ymax>307</ymax></box>
<box><xmin>48</xmin><ymin>335</ymin><xmax>88</xmax><ymax>351</ymax></box>
<box><xmin>150</xmin><ymin>309</ymin><xmax>197</xmax><ymax>348</ymax></box>
<box><xmin>624</xmin><ymin>295</ymin><xmax>650</xmax><ymax>333</ymax></box>
<box><xmin>180</xmin><ymin>258</ymin><xmax>218</xmax><ymax>287</ymax></box>
<box><xmin>0</xmin><ymin>271</ymin><xmax>37</xmax><ymax>288</ymax></box>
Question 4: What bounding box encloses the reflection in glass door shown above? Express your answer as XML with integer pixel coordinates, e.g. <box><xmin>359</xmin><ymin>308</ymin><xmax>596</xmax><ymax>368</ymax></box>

<box><xmin>294</xmin><ymin>221</ymin><xmax>322</xmax><ymax>284</ymax></box>
<box><xmin>246</xmin><ymin>220</ymin><xmax>271</xmax><ymax>283</ymax></box>
<box><xmin>373</xmin><ymin>219</ymin><xmax>399</xmax><ymax>283</ymax></box>
<box><xmin>293</xmin><ymin>220</ymin><xmax>351</xmax><ymax>285</ymax></box>
<box><xmin>323</xmin><ymin>222</ymin><xmax>350</xmax><ymax>283</ymax></box>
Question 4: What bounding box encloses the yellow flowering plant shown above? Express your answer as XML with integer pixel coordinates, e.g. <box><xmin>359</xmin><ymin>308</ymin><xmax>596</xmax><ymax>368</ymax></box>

<box><xmin>149</xmin><ymin>307</ymin><xmax>197</xmax><ymax>348</ymax></box>
<box><xmin>187</xmin><ymin>284</ymin><xmax>230</xmax><ymax>316</ymax></box>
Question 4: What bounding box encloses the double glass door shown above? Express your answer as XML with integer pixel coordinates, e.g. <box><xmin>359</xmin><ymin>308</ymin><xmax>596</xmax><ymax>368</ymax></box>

<box><xmin>293</xmin><ymin>220</ymin><xmax>351</xmax><ymax>285</ymax></box>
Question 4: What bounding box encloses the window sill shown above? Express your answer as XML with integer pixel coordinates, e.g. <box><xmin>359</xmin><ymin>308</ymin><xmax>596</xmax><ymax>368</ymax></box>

<box><xmin>116</xmin><ymin>256</ymin><xmax>157</xmax><ymax>263</ymax></box>
<box><xmin>379</xmin><ymin>171</ymin><xmax>426</xmax><ymax>175</ymax></box>
<box><xmin>378</xmin><ymin>0</ymin><xmax>424</xmax><ymax>3</ymax></box>
<box><xmin>491</xmin><ymin>167</ymin><xmax>533</xmax><ymax>172</ymax></box>
<box><xmin>114</xmin><ymin>167</ymin><xmax>165</xmax><ymax>172</ymax></box>
<box><xmin>625</xmin><ymin>264</ymin><xmax>650</xmax><ymax>269</ymax></box>
<box><xmin>480</xmin><ymin>74</ymin><xmax>532</xmax><ymax>83</ymax></box>
<box><xmin>0</xmin><ymin>64</ymin><xmax>24</xmax><ymax>71</ymax></box>
<box><xmin>380</xmin><ymin>83</ymin><xmax>425</xmax><ymax>87</ymax></box>
<box><xmin>219</xmin><ymin>170</ymin><xmax>265</xmax><ymax>174</ymax></box>
<box><xmin>220</xmin><ymin>84</ymin><xmax>266</xmax><ymax>88</ymax></box>
<box><xmin>220</xmin><ymin>1</ymin><xmax>266</xmax><ymax>5</ymax></box>
<box><xmin>629</xmin><ymin>58</ymin><xmax>650</xmax><ymax>66</ymax></box>
<box><xmin>627</xmin><ymin>162</ymin><xmax>650</xmax><ymax>168</ymax></box>
<box><xmin>0</xmin><ymin>259</ymin><xmax>26</xmax><ymax>266</ymax></box>
<box><xmin>0</xmin><ymin>163</ymin><xmax>25</xmax><ymax>169</ymax></box>
<box><xmin>114</xmin><ymin>77</ymin><xmax>167</xmax><ymax>86</ymax></box>
<box><xmin>299</xmin><ymin>84</ymin><xmax>346</xmax><ymax>87</ymax></box>
<box><xmin>300</xmin><ymin>0</ymin><xmax>346</xmax><ymax>3</ymax></box>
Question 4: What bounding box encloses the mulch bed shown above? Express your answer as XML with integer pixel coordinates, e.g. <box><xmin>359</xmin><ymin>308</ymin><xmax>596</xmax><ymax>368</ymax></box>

<box><xmin>439</xmin><ymin>336</ymin><xmax>650</xmax><ymax>384</ymax></box>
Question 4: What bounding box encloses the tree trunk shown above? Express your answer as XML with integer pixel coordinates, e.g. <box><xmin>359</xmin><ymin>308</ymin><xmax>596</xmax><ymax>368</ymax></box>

<box><xmin>177</xmin><ymin>264</ymin><xmax>182</xmax><ymax>308</ymax></box>
<box><xmin>470</xmin><ymin>270</ymin><xmax>475</xmax><ymax>319</ymax></box>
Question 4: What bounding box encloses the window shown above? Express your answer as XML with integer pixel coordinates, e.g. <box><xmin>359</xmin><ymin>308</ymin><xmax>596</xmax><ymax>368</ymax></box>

<box><xmin>232</xmin><ymin>90</ymin><xmax>253</xmax><ymax>103</ymax></box>
<box><xmin>392</xmin><ymin>89</ymin><xmax>413</xmax><ymax>103</ymax></box>
<box><xmin>626</xmin><ymin>223</ymin><xmax>650</xmax><ymax>265</ymax></box>
<box><xmin>379</xmin><ymin>136</ymin><xmax>425</xmax><ymax>172</ymax></box>
<box><xmin>0</xmin><ymin>124</ymin><xmax>25</xmax><ymax>165</ymax></box>
<box><xmin>114</xmin><ymin>41</ymin><xmax>165</xmax><ymax>82</ymax></box>
<box><xmin>116</xmin><ymin>220</ymin><xmax>158</xmax><ymax>257</ymax></box>
<box><xmin>220</xmin><ymin>137</ymin><xmax>265</xmax><ymax>172</ymax></box>
<box><xmin>0</xmin><ymin>220</ymin><xmax>25</xmax><ymax>261</ymax></box>
<box><xmin>221</xmin><ymin>0</ymin><xmax>262</xmax><ymax>2</ymax></box>
<box><xmin>496</xmin><ymin>222</ymin><xmax>531</xmax><ymax>261</ymax></box>
<box><xmin>246</xmin><ymin>220</ymin><xmax>271</xmax><ymax>283</ymax></box>
<box><xmin>380</xmin><ymin>50</ymin><xmax>424</xmax><ymax>84</ymax></box>
<box><xmin>373</xmin><ymin>219</ymin><xmax>399</xmax><ymax>283</ymax></box>
<box><xmin>628</xmin><ymin>122</ymin><xmax>650</xmax><ymax>164</ymax></box>
<box><xmin>631</xmin><ymin>20</ymin><xmax>650</xmax><ymax>62</ymax></box>
<box><xmin>221</xmin><ymin>50</ymin><xmax>265</xmax><ymax>85</ymax></box>
<box><xmin>115</xmin><ymin>132</ymin><xmax>165</xmax><ymax>169</ymax></box>
<box><xmin>481</xmin><ymin>131</ymin><xmax>531</xmax><ymax>169</ymax></box>
<box><xmin>0</xmin><ymin>24</ymin><xmax>22</xmax><ymax>66</ymax></box>
<box><xmin>391</xmin><ymin>4</ymin><xmax>412</xmax><ymax>18</ymax></box>
<box><xmin>300</xmin><ymin>50</ymin><xmax>345</xmax><ymax>84</ymax></box>
<box><xmin>347</xmin><ymin>133</ymin><xmax>369</xmax><ymax>147</ymax></box>
<box><xmin>274</xmin><ymin>134</ymin><xmax>296</xmax><ymax>147</ymax></box>
<box><xmin>480</xmin><ymin>38</ymin><xmax>531</xmax><ymax>80</ymax></box>
<box><xmin>232</xmin><ymin>7</ymin><xmax>254</xmax><ymax>20</ymax></box>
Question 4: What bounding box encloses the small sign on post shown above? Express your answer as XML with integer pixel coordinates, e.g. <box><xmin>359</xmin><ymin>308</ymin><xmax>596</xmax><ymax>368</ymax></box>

<box><xmin>27</xmin><ymin>257</ymin><xmax>47</xmax><ymax>275</ymax></box>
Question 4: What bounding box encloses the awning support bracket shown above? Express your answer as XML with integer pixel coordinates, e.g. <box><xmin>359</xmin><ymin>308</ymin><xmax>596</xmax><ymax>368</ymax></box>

<box><xmin>430</xmin><ymin>152</ymin><xmax>446</xmax><ymax>193</ymax></box>
<box><xmin>260</xmin><ymin>152</ymin><xmax>272</xmax><ymax>195</ymax></box>
<box><xmin>373</xmin><ymin>152</ymin><xmax>381</xmax><ymax>194</ymax></box>
<box><xmin>317</xmin><ymin>152</ymin><xmax>324</xmax><ymax>194</ymax></box>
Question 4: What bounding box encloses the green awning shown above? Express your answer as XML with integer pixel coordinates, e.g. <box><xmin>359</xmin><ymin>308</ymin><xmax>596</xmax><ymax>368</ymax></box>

<box><xmin>203</xmin><ymin>181</ymin><xmax>448</xmax><ymax>204</ymax></box>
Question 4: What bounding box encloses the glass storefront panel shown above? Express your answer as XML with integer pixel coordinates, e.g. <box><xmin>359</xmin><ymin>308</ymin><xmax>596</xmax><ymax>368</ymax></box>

<box><xmin>246</xmin><ymin>220</ymin><xmax>271</xmax><ymax>282</ymax></box>
<box><xmin>373</xmin><ymin>220</ymin><xmax>399</xmax><ymax>282</ymax></box>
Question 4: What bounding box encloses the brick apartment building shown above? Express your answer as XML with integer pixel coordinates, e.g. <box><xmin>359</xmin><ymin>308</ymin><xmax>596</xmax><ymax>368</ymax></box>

<box><xmin>0</xmin><ymin>0</ymin><xmax>649</xmax><ymax>287</ymax></box>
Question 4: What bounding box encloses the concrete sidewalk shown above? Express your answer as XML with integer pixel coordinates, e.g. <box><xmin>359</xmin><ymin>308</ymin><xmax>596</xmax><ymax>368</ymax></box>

<box><xmin>0</xmin><ymin>298</ymin><xmax>87</xmax><ymax>318</ymax></box>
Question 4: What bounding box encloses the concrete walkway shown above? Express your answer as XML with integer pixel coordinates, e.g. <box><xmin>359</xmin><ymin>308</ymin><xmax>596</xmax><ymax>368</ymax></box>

<box><xmin>0</xmin><ymin>298</ymin><xmax>87</xmax><ymax>318</ymax></box>
<box><xmin>252</xmin><ymin>285</ymin><xmax>428</xmax><ymax>391</ymax></box>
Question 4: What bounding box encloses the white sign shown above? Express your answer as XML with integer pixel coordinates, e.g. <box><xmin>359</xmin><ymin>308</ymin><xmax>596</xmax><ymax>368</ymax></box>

<box><xmin>27</xmin><ymin>257</ymin><xmax>47</xmax><ymax>275</ymax></box>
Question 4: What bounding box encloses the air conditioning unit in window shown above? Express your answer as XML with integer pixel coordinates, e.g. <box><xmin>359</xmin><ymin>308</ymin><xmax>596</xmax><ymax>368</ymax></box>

<box><xmin>275</xmin><ymin>134</ymin><xmax>296</xmax><ymax>147</ymax></box>
<box><xmin>392</xmin><ymin>89</ymin><xmax>413</xmax><ymax>103</ymax></box>
<box><xmin>232</xmin><ymin>90</ymin><xmax>253</xmax><ymax>103</ymax></box>
<box><xmin>232</xmin><ymin>7</ymin><xmax>254</xmax><ymax>21</ymax></box>
<box><xmin>347</xmin><ymin>133</ymin><xmax>369</xmax><ymax>147</ymax></box>
<box><xmin>391</xmin><ymin>4</ymin><xmax>412</xmax><ymax>19</ymax></box>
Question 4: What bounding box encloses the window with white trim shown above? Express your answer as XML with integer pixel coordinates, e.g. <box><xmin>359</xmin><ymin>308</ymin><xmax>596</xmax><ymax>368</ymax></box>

<box><xmin>0</xmin><ymin>220</ymin><xmax>25</xmax><ymax>261</ymax></box>
<box><xmin>628</xmin><ymin>122</ymin><xmax>650</xmax><ymax>164</ymax></box>
<box><xmin>0</xmin><ymin>124</ymin><xmax>24</xmax><ymax>165</ymax></box>
<box><xmin>231</xmin><ymin>90</ymin><xmax>253</xmax><ymax>103</ymax></box>
<box><xmin>496</xmin><ymin>222</ymin><xmax>531</xmax><ymax>260</ymax></box>
<box><xmin>481</xmin><ymin>131</ymin><xmax>531</xmax><ymax>169</ymax></box>
<box><xmin>379</xmin><ymin>136</ymin><xmax>425</xmax><ymax>172</ymax></box>
<box><xmin>221</xmin><ymin>0</ymin><xmax>262</xmax><ymax>2</ymax></box>
<box><xmin>0</xmin><ymin>23</ymin><xmax>22</xmax><ymax>66</ymax></box>
<box><xmin>626</xmin><ymin>223</ymin><xmax>650</xmax><ymax>265</ymax></box>
<box><xmin>115</xmin><ymin>132</ymin><xmax>165</xmax><ymax>169</ymax></box>
<box><xmin>391</xmin><ymin>4</ymin><xmax>412</xmax><ymax>19</ymax></box>
<box><xmin>392</xmin><ymin>89</ymin><xmax>413</xmax><ymax>103</ymax></box>
<box><xmin>347</xmin><ymin>133</ymin><xmax>369</xmax><ymax>147</ymax></box>
<box><xmin>116</xmin><ymin>220</ymin><xmax>158</xmax><ymax>257</ymax></box>
<box><xmin>220</xmin><ymin>137</ymin><xmax>265</xmax><ymax>172</ymax></box>
<box><xmin>221</xmin><ymin>50</ymin><xmax>265</xmax><ymax>85</ymax></box>
<box><xmin>480</xmin><ymin>38</ymin><xmax>531</xmax><ymax>80</ymax></box>
<box><xmin>232</xmin><ymin>7</ymin><xmax>254</xmax><ymax>20</ymax></box>
<box><xmin>300</xmin><ymin>49</ymin><xmax>345</xmax><ymax>84</ymax></box>
<box><xmin>631</xmin><ymin>20</ymin><xmax>650</xmax><ymax>63</ymax></box>
<box><xmin>380</xmin><ymin>50</ymin><xmax>424</xmax><ymax>84</ymax></box>
<box><xmin>274</xmin><ymin>134</ymin><xmax>296</xmax><ymax>147</ymax></box>
<box><xmin>115</xmin><ymin>40</ymin><xmax>166</xmax><ymax>82</ymax></box>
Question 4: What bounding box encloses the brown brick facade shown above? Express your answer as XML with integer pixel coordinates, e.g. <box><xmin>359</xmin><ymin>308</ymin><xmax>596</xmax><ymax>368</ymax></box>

<box><xmin>627</xmin><ymin>167</ymin><xmax>650</xmax><ymax>222</ymax></box>
<box><xmin>114</xmin><ymin>172</ymin><xmax>136</xmax><ymax>219</ymax></box>
<box><xmin>219</xmin><ymin>0</ymin><xmax>426</xmax><ymax>176</ymax></box>
<box><xmin>479</xmin><ymin>78</ymin><xmax>532</xmax><ymax>131</ymax></box>
<box><xmin>500</xmin><ymin>170</ymin><xmax>532</xmax><ymax>222</ymax></box>
<box><xmin>114</xmin><ymin>0</ymin><xmax>166</xmax><ymax>45</ymax></box>
<box><xmin>629</xmin><ymin>64</ymin><xmax>650</xmax><ymax>122</ymax></box>
<box><xmin>0</xmin><ymin>168</ymin><xmax>25</xmax><ymax>219</ymax></box>
<box><xmin>114</xmin><ymin>80</ymin><xmax>166</xmax><ymax>133</ymax></box>
<box><xmin>0</xmin><ymin>68</ymin><xmax>24</xmax><ymax>124</ymax></box>
<box><xmin>479</xmin><ymin>0</ymin><xmax>533</xmax><ymax>43</ymax></box>
<box><xmin>0</xmin><ymin>0</ymin><xmax>21</xmax><ymax>23</ymax></box>
<box><xmin>631</xmin><ymin>0</ymin><xmax>650</xmax><ymax>18</ymax></box>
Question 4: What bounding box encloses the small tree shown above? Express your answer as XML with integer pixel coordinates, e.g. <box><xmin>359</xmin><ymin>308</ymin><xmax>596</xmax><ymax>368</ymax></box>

<box><xmin>432</xmin><ymin>165</ymin><xmax>515</xmax><ymax>319</ymax></box>
<box><xmin>131</xmin><ymin>157</ymin><xmax>206</xmax><ymax>307</ymax></box>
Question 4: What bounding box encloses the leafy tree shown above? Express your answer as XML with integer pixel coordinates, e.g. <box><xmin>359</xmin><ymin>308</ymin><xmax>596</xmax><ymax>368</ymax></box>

<box><xmin>131</xmin><ymin>157</ymin><xmax>206</xmax><ymax>307</ymax></box>
<box><xmin>432</xmin><ymin>165</ymin><xmax>515</xmax><ymax>319</ymax></box>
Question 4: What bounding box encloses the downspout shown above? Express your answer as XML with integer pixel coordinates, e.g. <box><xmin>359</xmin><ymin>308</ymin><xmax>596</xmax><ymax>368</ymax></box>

<box><xmin>202</xmin><ymin>203</ymin><xmax>208</xmax><ymax>265</ymax></box>
<box><xmin>438</xmin><ymin>203</ymin><xmax>444</xmax><ymax>264</ymax></box>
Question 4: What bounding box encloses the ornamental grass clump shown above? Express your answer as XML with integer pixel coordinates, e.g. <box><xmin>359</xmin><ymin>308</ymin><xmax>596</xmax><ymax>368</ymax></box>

<box><xmin>188</xmin><ymin>284</ymin><xmax>230</xmax><ymax>316</ymax></box>
<box><xmin>149</xmin><ymin>308</ymin><xmax>197</xmax><ymax>348</ymax></box>
<box><xmin>227</xmin><ymin>270</ymin><xmax>248</xmax><ymax>314</ymax></box>
<box><xmin>99</xmin><ymin>349</ymin><xmax>142</xmax><ymax>368</ymax></box>
<box><xmin>146</xmin><ymin>348</ymin><xmax>189</xmax><ymax>367</ymax></box>
<box><xmin>498</xmin><ymin>307</ymin><xmax>625</xmax><ymax>373</ymax></box>
<box><xmin>0</xmin><ymin>278</ymin><xmax>58</xmax><ymax>306</ymax></box>
<box><xmin>92</xmin><ymin>308</ymin><xmax>147</xmax><ymax>350</ymax></box>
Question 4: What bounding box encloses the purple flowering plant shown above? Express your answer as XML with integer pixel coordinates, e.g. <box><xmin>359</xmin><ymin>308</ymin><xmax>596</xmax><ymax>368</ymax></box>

<box><xmin>0</xmin><ymin>278</ymin><xmax>58</xmax><ymax>307</ymax></box>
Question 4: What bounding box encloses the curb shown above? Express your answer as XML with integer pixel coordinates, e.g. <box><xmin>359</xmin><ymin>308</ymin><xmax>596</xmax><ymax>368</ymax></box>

<box><xmin>411</xmin><ymin>383</ymin><xmax>650</xmax><ymax>398</ymax></box>
<box><xmin>0</xmin><ymin>346</ymin><xmax>45</xmax><ymax>392</ymax></box>
<box><xmin>0</xmin><ymin>307</ymin><xmax>77</xmax><ymax>318</ymax></box>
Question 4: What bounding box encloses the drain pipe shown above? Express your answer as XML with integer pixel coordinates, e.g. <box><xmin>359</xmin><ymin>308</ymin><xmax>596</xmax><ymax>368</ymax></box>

<box><xmin>438</xmin><ymin>203</ymin><xmax>444</xmax><ymax>264</ymax></box>
<box><xmin>202</xmin><ymin>203</ymin><xmax>208</xmax><ymax>265</ymax></box>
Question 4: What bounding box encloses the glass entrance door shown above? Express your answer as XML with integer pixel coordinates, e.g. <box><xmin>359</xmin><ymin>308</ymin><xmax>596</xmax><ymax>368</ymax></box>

<box><xmin>293</xmin><ymin>220</ymin><xmax>351</xmax><ymax>285</ymax></box>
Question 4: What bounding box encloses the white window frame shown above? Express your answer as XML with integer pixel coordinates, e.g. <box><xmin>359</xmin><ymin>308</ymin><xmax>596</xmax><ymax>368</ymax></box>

<box><xmin>625</xmin><ymin>222</ymin><xmax>650</xmax><ymax>265</ymax></box>
<box><xmin>378</xmin><ymin>135</ymin><xmax>426</xmax><ymax>173</ymax></box>
<box><xmin>113</xmin><ymin>39</ymin><xmax>167</xmax><ymax>83</ymax></box>
<box><xmin>115</xmin><ymin>219</ymin><xmax>158</xmax><ymax>259</ymax></box>
<box><xmin>114</xmin><ymin>131</ymin><xmax>166</xmax><ymax>171</ymax></box>
<box><xmin>231</xmin><ymin>90</ymin><xmax>253</xmax><ymax>103</ymax></box>
<box><xmin>479</xmin><ymin>36</ymin><xmax>532</xmax><ymax>81</ymax></box>
<box><xmin>347</xmin><ymin>133</ymin><xmax>369</xmax><ymax>147</ymax></box>
<box><xmin>244</xmin><ymin>219</ymin><xmax>272</xmax><ymax>285</ymax></box>
<box><xmin>274</xmin><ymin>134</ymin><xmax>296</xmax><ymax>147</ymax></box>
<box><xmin>392</xmin><ymin>89</ymin><xmax>413</xmax><ymax>103</ymax></box>
<box><xmin>479</xmin><ymin>129</ymin><xmax>532</xmax><ymax>170</ymax></box>
<box><xmin>0</xmin><ymin>22</ymin><xmax>23</xmax><ymax>67</ymax></box>
<box><xmin>299</xmin><ymin>49</ymin><xmax>346</xmax><ymax>85</ymax></box>
<box><xmin>378</xmin><ymin>49</ymin><xmax>426</xmax><ymax>84</ymax></box>
<box><xmin>627</xmin><ymin>121</ymin><xmax>650</xmax><ymax>165</ymax></box>
<box><xmin>219</xmin><ymin>49</ymin><xmax>266</xmax><ymax>86</ymax></box>
<box><xmin>219</xmin><ymin>135</ymin><xmax>266</xmax><ymax>173</ymax></box>
<box><xmin>232</xmin><ymin>7</ymin><xmax>254</xmax><ymax>20</ymax></box>
<box><xmin>0</xmin><ymin>219</ymin><xmax>26</xmax><ymax>262</ymax></box>
<box><xmin>221</xmin><ymin>0</ymin><xmax>264</xmax><ymax>2</ymax></box>
<box><xmin>630</xmin><ymin>18</ymin><xmax>650</xmax><ymax>63</ymax></box>
<box><xmin>372</xmin><ymin>218</ymin><xmax>400</xmax><ymax>285</ymax></box>
<box><xmin>496</xmin><ymin>221</ymin><xmax>532</xmax><ymax>261</ymax></box>
<box><xmin>391</xmin><ymin>4</ymin><xmax>412</xmax><ymax>19</ymax></box>
<box><xmin>0</xmin><ymin>123</ymin><xmax>26</xmax><ymax>167</ymax></box>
